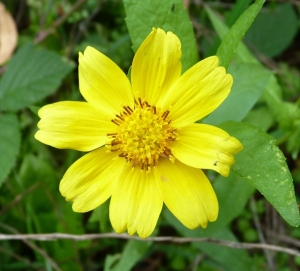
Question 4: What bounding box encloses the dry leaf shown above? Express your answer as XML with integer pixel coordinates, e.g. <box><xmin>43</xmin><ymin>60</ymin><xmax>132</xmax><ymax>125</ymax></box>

<box><xmin>0</xmin><ymin>2</ymin><xmax>18</xmax><ymax>65</ymax></box>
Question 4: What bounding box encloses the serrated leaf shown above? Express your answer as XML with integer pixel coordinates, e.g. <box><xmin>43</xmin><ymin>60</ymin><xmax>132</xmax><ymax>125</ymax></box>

<box><xmin>204</xmin><ymin>63</ymin><xmax>270</xmax><ymax>125</ymax></box>
<box><xmin>0</xmin><ymin>44</ymin><xmax>74</xmax><ymax>111</ymax></box>
<box><xmin>123</xmin><ymin>0</ymin><xmax>198</xmax><ymax>72</ymax></box>
<box><xmin>0</xmin><ymin>113</ymin><xmax>20</xmax><ymax>186</ymax></box>
<box><xmin>245</xmin><ymin>3</ymin><xmax>297</xmax><ymax>58</ymax></box>
<box><xmin>206</xmin><ymin>0</ymin><xmax>265</xmax><ymax>68</ymax></box>
<box><xmin>220</xmin><ymin>121</ymin><xmax>300</xmax><ymax>227</ymax></box>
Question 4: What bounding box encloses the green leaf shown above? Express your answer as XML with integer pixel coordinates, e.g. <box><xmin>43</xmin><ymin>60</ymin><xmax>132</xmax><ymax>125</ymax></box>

<box><xmin>225</xmin><ymin>0</ymin><xmax>253</xmax><ymax>27</ymax></box>
<box><xmin>220</xmin><ymin>121</ymin><xmax>300</xmax><ymax>227</ymax></box>
<box><xmin>0</xmin><ymin>44</ymin><xmax>74</xmax><ymax>112</ymax></box>
<box><xmin>123</xmin><ymin>0</ymin><xmax>198</xmax><ymax>72</ymax></box>
<box><xmin>245</xmin><ymin>3</ymin><xmax>297</xmax><ymax>58</ymax></box>
<box><xmin>164</xmin><ymin>209</ymin><xmax>257</xmax><ymax>271</ymax></box>
<box><xmin>243</xmin><ymin>106</ymin><xmax>274</xmax><ymax>131</ymax></box>
<box><xmin>204</xmin><ymin>63</ymin><xmax>270</xmax><ymax>125</ymax></box>
<box><xmin>206</xmin><ymin>0</ymin><xmax>265</xmax><ymax>68</ymax></box>
<box><xmin>111</xmin><ymin>240</ymin><xmax>151</xmax><ymax>271</ymax></box>
<box><xmin>0</xmin><ymin>113</ymin><xmax>20</xmax><ymax>186</ymax></box>
<box><xmin>104</xmin><ymin>254</ymin><xmax>121</xmax><ymax>271</ymax></box>
<box><xmin>196</xmin><ymin>228</ymin><xmax>258</xmax><ymax>271</ymax></box>
<box><xmin>88</xmin><ymin>200</ymin><xmax>111</xmax><ymax>232</ymax></box>
<box><xmin>206</xmin><ymin>1</ymin><xmax>286</xmax><ymax>124</ymax></box>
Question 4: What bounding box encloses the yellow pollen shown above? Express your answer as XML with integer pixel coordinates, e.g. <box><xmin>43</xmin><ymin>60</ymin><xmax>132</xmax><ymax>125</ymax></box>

<box><xmin>109</xmin><ymin>99</ymin><xmax>177</xmax><ymax>170</ymax></box>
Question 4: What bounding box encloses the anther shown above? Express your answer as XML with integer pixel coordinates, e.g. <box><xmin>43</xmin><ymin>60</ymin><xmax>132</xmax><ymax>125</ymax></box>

<box><xmin>162</xmin><ymin>110</ymin><xmax>170</xmax><ymax>120</ymax></box>
<box><xmin>111</xmin><ymin>140</ymin><xmax>121</xmax><ymax>146</ymax></box>
<box><xmin>111</xmin><ymin>120</ymin><xmax>120</xmax><ymax>126</ymax></box>
<box><xmin>116</xmin><ymin>115</ymin><xmax>124</xmax><ymax>121</ymax></box>
<box><xmin>152</xmin><ymin>106</ymin><xmax>156</xmax><ymax>114</ymax></box>
<box><xmin>138</xmin><ymin>98</ymin><xmax>143</xmax><ymax>107</ymax></box>
<box><xmin>123</xmin><ymin>106</ymin><xmax>133</xmax><ymax>115</ymax></box>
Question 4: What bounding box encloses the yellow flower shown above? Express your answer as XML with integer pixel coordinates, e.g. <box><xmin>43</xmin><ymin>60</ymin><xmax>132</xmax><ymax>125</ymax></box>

<box><xmin>35</xmin><ymin>28</ymin><xmax>243</xmax><ymax>238</ymax></box>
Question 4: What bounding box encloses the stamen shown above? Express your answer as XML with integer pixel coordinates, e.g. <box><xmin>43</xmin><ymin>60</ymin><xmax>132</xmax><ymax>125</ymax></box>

<box><xmin>162</xmin><ymin>110</ymin><xmax>170</xmax><ymax>120</ymax></box>
<box><xmin>109</xmin><ymin>98</ymin><xmax>178</xmax><ymax>171</ymax></box>
<box><xmin>111</xmin><ymin>140</ymin><xmax>121</xmax><ymax>145</ymax></box>
<box><xmin>116</xmin><ymin>115</ymin><xmax>124</xmax><ymax>121</ymax></box>
<box><xmin>138</xmin><ymin>97</ymin><xmax>143</xmax><ymax>107</ymax></box>
<box><xmin>111</xmin><ymin>120</ymin><xmax>120</xmax><ymax>126</ymax></box>
<box><xmin>123</xmin><ymin>106</ymin><xmax>133</xmax><ymax>115</ymax></box>
<box><xmin>152</xmin><ymin>106</ymin><xmax>156</xmax><ymax>114</ymax></box>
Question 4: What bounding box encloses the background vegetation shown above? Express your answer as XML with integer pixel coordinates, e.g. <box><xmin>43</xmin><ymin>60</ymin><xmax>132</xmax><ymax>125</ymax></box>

<box><xmin>0</xmin><ymin>0</ymin><xmax>299</xmax><ymax>270</ymax></box>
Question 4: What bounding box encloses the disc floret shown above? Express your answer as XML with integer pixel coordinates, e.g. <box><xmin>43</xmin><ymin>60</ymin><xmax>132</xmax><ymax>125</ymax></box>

<box><xmin>109</xmin><ymin>98</ymin><xmax>177</xmax><ymax>170</ymax></box>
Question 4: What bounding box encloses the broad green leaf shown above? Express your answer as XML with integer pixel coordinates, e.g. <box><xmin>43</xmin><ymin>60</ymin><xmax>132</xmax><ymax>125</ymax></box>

<box><xmin>0</xmin><ymin>113</ymin><xmax>20</xmax><ymax>186</ymax></box>
<box><xmin>206</xmin><ymin>0</ymin><xmax>265</xmax><ymax>68</ymax></box>
<box><xmin>0</xmin><ymin>44</ymin><xmax>74</xmax><ymax>111</ymax></box>
<box><xmin>164</xmin><ymin>209</ymin><xmax>257</xmax><ymax>271</ymax></box>
<box><xmin>204</xmin><ymin>63</ymin><xmax>271</xmax><ymax>125</ymax></box>
<box><xmin>225</xmin><ymin>0</ymin><xmax>253</xmax><ymax>27</ymax></box>
<box><xmin>245</xmin><ymin>3</ymin><xmax>297</xmax><ymax>58</ymax></box>
<box><xmin>196</xmin><ymin>228</ymin><xmax>259</xmax><ymax>271</ymax></box>
<box><xmin>206</xmin><ymin>1</ymin><xmax>296</xmax><ymax>147</ymax></box>
<box><xmin>89</xmin><ymin>200</ymin><xmax>111</xmax><ymax>232</ymax></box>
<box><xmin>220</xmin><ymin>121</ymin><xmax>300</xmax><ymax>227</ymax></box>
<box><xmin>287</xmin><ymin>123</ymin><xmax>300</xmax><ymax>160</ymax></box>
<box><xmin>104</xmin><ymin>254</ymin><xmax>121</xmax><ymax>271</ymax></box>
<box><xmin>208</xmin><ymin>171</ymin><xmax>255</xmax><ymax>233</ymax></box>
<box><xmin>243</xmin><ymin>106</ymin><xmax>274</xmax><ymax>131</ymax></box>
<box><xmin>111</xmin><ymin>240</ymin><xmax>151</xmax><ymax>271</ymax></box>
<box><xmin>123</xmin><ymin>0</ymin><xmax>198</xmax><ymax>71</ymax></box>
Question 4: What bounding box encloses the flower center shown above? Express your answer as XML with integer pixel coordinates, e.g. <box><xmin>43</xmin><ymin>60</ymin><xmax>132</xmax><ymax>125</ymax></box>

<box><xmin>108</xmin><ymin>98</ymin><xmax>177</xmax><ymax>170</ymax></box>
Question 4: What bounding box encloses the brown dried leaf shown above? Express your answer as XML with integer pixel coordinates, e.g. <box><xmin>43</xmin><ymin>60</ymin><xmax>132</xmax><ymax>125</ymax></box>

<box><xmin>0</xmin><ymin>2</ymin><xmax>18</xmax><ymax>65</ymax></box>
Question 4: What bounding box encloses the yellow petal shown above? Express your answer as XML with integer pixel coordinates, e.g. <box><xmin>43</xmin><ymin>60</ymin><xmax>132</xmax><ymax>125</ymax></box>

<box><xmin>35</xmin><ymin>101</ymin><xmax>116</xmax><ymax>151</ymax></box>
<box><xmin>131</xmin><ymin>28</ymin><xmax>181</xmax><ymax>105</ymax></box>
<box><xmin>109</xmin><ymin>164</ymin><xmax>163</xmax><ymax>238</ymax></box>
<box><xmin>59</xmin><ymin>147</ymin><xmax>125</xmax><ymax>212</ymax></box>
<box><xmin>159</xmin><ymin>56</ymin><xmax>233</xmax><ymax>128</ymax></box>
<box><xmin>172</xmin><ymin>123</ymin><xmax>243</xmax><ymax>177</ymax></box>
<box><xmin>79</xmin><ymin>46</ymin><xmax>134</xmax><ymax>114</ymax></box>
<box><xmin>155</xmin><ymin>159</ymin><xmax>218</xmax><ymax>229</ymax></box>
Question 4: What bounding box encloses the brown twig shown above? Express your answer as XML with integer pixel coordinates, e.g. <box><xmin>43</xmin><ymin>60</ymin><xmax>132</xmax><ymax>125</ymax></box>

<box><xmin>0</xmin><ymin>232</ymin><xmax>299</xmax><ymax>257</ymax></box>
<box><xmin>268</xmin><ymin>231</ymin><xmax>300</xmax><ymax>248</ymax></box>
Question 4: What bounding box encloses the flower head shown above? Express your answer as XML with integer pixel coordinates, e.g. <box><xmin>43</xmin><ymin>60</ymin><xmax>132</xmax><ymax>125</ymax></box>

<box><xmin>35</xmin><ymin>28</ymin><xmax>243</xmax><ymax>238</ymax></box>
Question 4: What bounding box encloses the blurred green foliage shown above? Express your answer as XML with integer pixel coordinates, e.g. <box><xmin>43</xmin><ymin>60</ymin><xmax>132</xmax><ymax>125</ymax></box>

<box><xmin>0</xmin><ymin>0</ymin><xmax>300</xmax><ymax>270</ymax></box>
